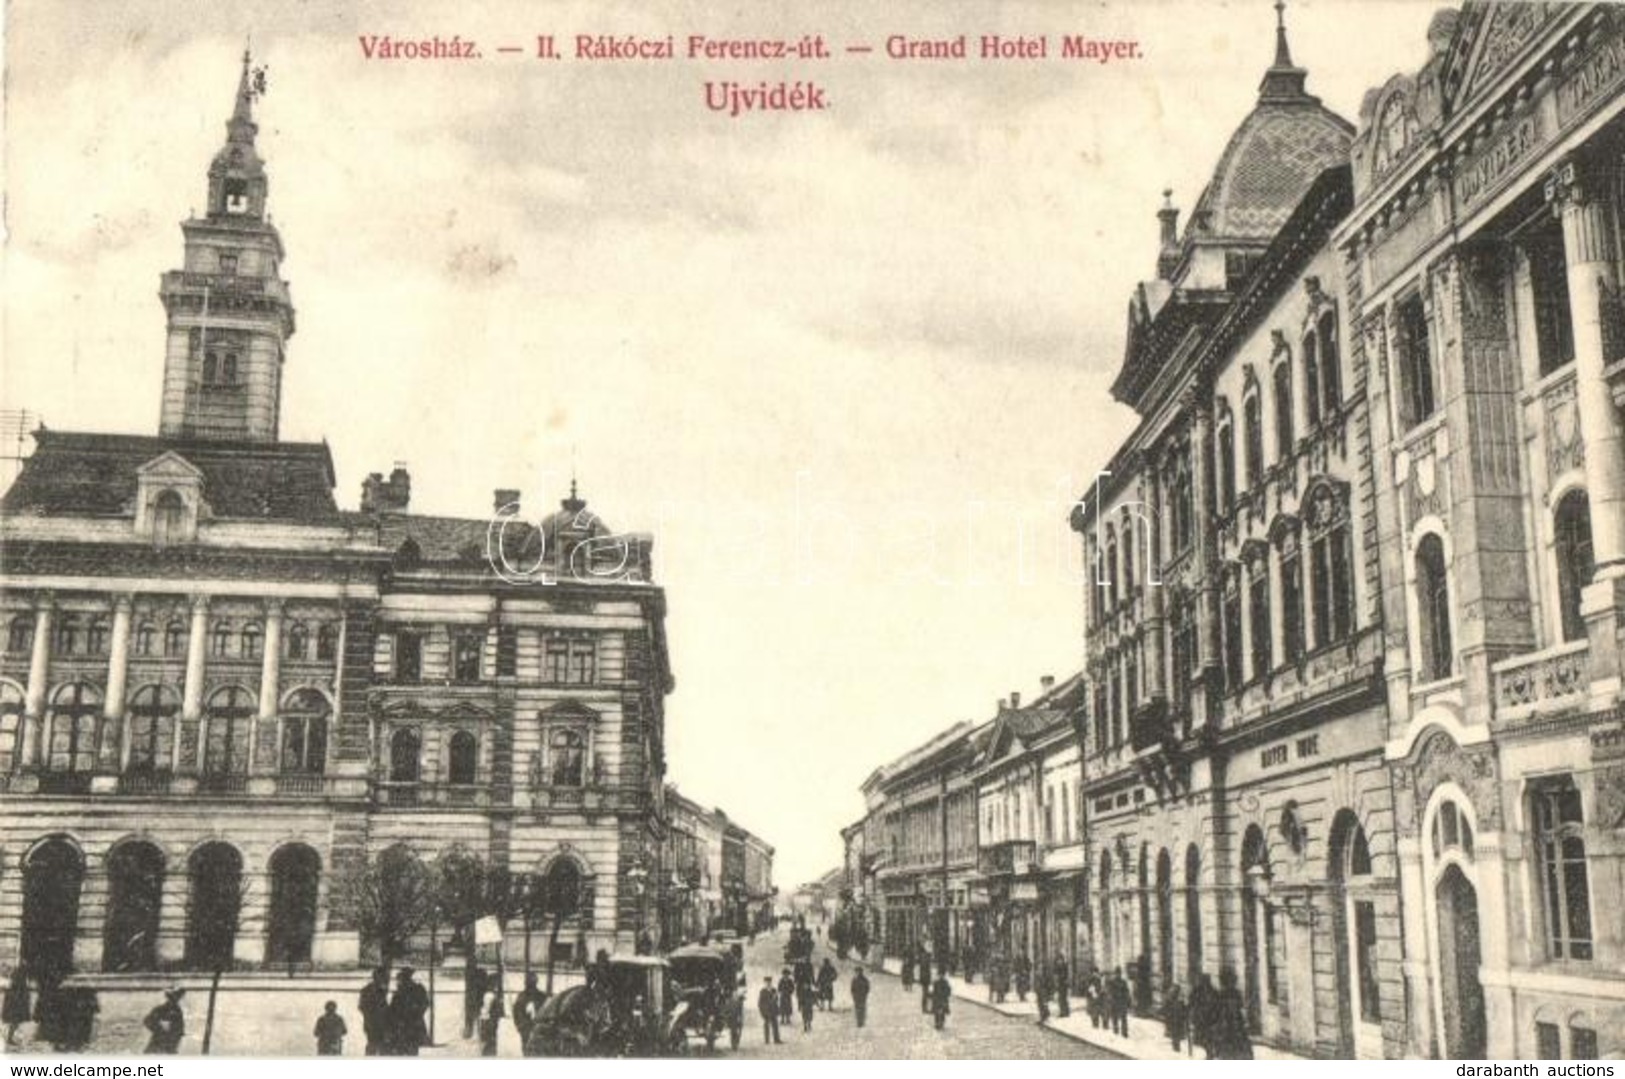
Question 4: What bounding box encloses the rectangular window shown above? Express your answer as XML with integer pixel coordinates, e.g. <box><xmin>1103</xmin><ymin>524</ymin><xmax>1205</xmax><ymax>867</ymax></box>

<box><xmin>395</xmin><ymin>631</ymin><xmax>422</xmax><ymax>683</ymax></box>
<box><xmin>1223</xmin><ymin>584</ymin><xmax>1244</xmax><ymax>691</ymax></box>
<box><xmin>1355</xmin><ymin>901</ymin><xmax>1381</xmax><ymax>1022</ymax></box>
<box><xmin>1536</xmin><ymin>1021</ymin><xmax>1562</xmax><ymax>1061</ymax></box>
<box><xmin>569</xmin><ymin>640</ymin><xmax>597</xmax><ymax>684</ymax></box>
<box><xmin>1331</xmin><ymin>524</ymin><xmax>1355</xmax><ymax>641</ymax></box>
<box><xmin>1570</xmin><ymin>1027</ymin><xmax>1598</xmax><ymax>1061</ymax></box>
<box><xmin>452</xmin><ymin>631</ymin><xmax>482</xmax><ymax>683</ymax></box>
<box><xmin>544</xmin><ymin>637</ymin><xmax>569</xmax><ymax>683</ymax></box>
<box><xmin>1397</xmin><ymin>295</ymin><xmax>1436</xmax><ymax>429</ymax></box>
<box><xmin>1311</xmin><ymin>534</ymin><xmax>1332</xmax><ymax>647</ymax></box>
<box><xmin>1527</xmin><ymin>221</ymin><xmax>1575</xmax><ymax>376</ymax></box>
<box><xmin>1533</xmin><ymin>778</ymin><xmax>1592</xmax><ymax>960</ymax></box>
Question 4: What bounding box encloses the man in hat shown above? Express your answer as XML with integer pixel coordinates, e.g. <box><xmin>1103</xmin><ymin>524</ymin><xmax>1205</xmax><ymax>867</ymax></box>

<box><xmin>849</xmin><ymin>965</ymin><xmax>870</xmax><ymax>1029</ymax></box>
<box><xmin>757</xmin><ymin>977</ymin><xmax>782</xmax><ymax>1045</ymax></box>
<box><xmin>388</xmin><ymin>967</ymin><xmax>430</xmax><ymax>1055</ymax></box>
<box><xmin>143</xmin><ymin>987</ymin><xmax>186</xmax><ymax>1054</ymax></box>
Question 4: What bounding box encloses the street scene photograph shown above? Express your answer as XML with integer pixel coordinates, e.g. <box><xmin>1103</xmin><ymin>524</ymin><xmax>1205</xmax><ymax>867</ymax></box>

<box><xmin>2</xmin><ymin>0</ymin><xmax>1625</xmax><ymax>1063</ymax></box>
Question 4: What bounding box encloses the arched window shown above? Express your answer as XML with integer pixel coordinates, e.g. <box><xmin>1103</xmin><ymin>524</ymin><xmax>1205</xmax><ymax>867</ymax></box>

<box><xmin>1104</xmin><ymin>526</ymin><xmax>1119</xmax><ymax>611</ymax></box>
<box><xmin>46</xmin><ymin>683</ymin><xmax>103</xmax><ymax>776</ymax></box>
<box><xmin>1318</xmin><ymin>310</ymin><xmax>1342</xmax><ymax>415</ymax></box>
<box><xmin>1555</xmin><ymin>490</ymin><xmax>1595</xmax><ymax>643</ymax></box>
<box><xmin>1531</xmin><ymin>777</ymin><xmax>1591</xmax><ymax>960</ymax></box>
<box><xmin>551</xmin><ymin>729</ymin><xmax>585</xmax><ymax>787</ymax></box>
<box><xmin>448</xmin><ymin>730</ymin><xmax>478</xmax><ymax>785</ymax></box>
<box><xmin>1216</xmin><ymin>403</ymin><xmax>1238</xmax><ymax>512</ymax></box>
<box><xmin>1307</xmin><ymin>484</ymin><xmax>1354</xmax><ymax>648</ymax></box>
<box><xmin>210</xmin><ymin>621</ymin><xmax>234</xmax><ymax>659</ymax></box>
<box><xmin>280</xmin><ymin>690</ymin><xmax>329</xmax><ymax>775</ymax></box>
<box><xmin>1248</xmin><ymin>551</ymin><xmax>1272</xmax><ymax>678</ymax></box>
<box><xmin>1122</xmin><ymin>516</ymin><xmax>1137</xmax><ymax>594</ymax></box>
<box><xmin>1185</xmin><ymin>844</ymin><xmax>1203</xmax><ymax>979</ymax></box>
<box><xmin>7</xmin><ymin>615</ymin><xmax>34</xmax><ymax>654</ymax></box>
<box><xmin>1302</xmin><ymin>329</ymin><xmax>1322</xmax><ymax>427</ymax></box>
<box><xmin>1243</xmin><ymin>390</ymin><xmax>1264</xmax><ymax>490</ymax></box>
<box><xmin>151</xmin><ymin>490</ymin><xmax>188</xmax><ymax>548</ymax></box>
<box><xmin>163</xmin><ymin>620</ymin><xmax>187</xmax><ymax>657</ymax></box>
<box><xmin>1431</xmin><ymin>798</ymin><xmax>1474</xmax><ymax>860</ymax></box>
<box><xmin>389</xmin><ymin>728</ymin><xmax>421</xmax><ymax>784</ymax></box>
<box><xmin>126</xmin><ymin>685</ymin><xmax>179</xmax><ymax>772</ymax></box>
<box><xmin>1397</xmin><ymin>294</ymin><xmax>1437</xmax><ymax>430</ymax></box>
<box><xmin>1273</xmin><ymin>358</ymin><xmax>1294</xmax><ymax>458</ymax></box>
<box><xmin>1172</xmin><ymin>454</ymin><xmax>1195</xmax><ymax>553</ymax></box>
<box><xmin>315</xmin><ymin>624</ymin><xmax>339</xmax><ymax>662</ymax></box>
<box><xmin>0</xmin><ymin>683</ymin><xmax>25</xmax><ymax>774</ymax></box>
<box><xmin>1277</xmin><ymin>525</ymin><xmax>1305</xmax><ymax>661</ymax></box>
<box><xmin>240</xmin><ymin>622</ymin><xmax>263</xmax><ymax>661</ymax></box>
<box><xmin>1222</xmin><ymin>566</ymin><xmax>1244</xmax><ymax>691</ymax></box>
<box><xmin>134</xmin><ymin>622</ymin><xmax>156</xmax><ymax>656</ymax></box>
<box><xmin>284</xmin><ymin>622</ymin><xmax>310</xmax><ymax>662</ymax></box>
<box><xmin>542</xmin><ymin>858</ymin><xmax>585</xmax><ymax>923</ymax></box>
<box><xmin>203</xmin><ymin>686</ymin><xmax>254</xmax><ymax>777</ymax></box>
<box><xmin>86</xmin><ymin>618</ymin><xmax>110</xmax><ymax>655</ymax></box>
<box><xmin>1416</xmin><ymin>534</ymin><xmax>1453</xmax><ymax>681</ymax></box>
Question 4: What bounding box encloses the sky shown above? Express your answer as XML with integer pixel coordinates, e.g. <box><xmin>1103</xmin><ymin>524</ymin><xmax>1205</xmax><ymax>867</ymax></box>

<box><xmin>1</xmin><ymin>0</ymin><xmax>1438</xmax><ymax>887</ymax></box>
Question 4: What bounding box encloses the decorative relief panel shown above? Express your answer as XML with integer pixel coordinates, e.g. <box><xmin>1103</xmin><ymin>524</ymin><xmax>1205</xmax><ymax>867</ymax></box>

<box><xmin>1543</xmin><ymin>374</ymin><xmax>1585</xmax><ymax>481</ymax></box>
<box><xmin>1391</xmin><ymin>727</ymin><xmax>1503</xmax><ymax>834</ymax></box>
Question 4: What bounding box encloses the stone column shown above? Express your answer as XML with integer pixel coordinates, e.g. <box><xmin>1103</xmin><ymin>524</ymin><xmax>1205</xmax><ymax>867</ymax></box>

<box><xmin>253</xmin><ymin>600</ymin><xmax>283</xmax><ymax>777</ymax></box>
<box><xmin>1189</xmin><ymin>394</ymin><xmax>1220</xmax><ymax>684</ymax></box>
<box><xmin>179</xmin><ymin>595</ymin><xmax>209</xmax><ymax>771</ymax></box>
<box><xmin>106</xmin><ymin>596</ymin><xmax>134</xmax><ymax>771</ymax></box>
<box><xmin>1547</xmin><ymin>157</ymin><xmax>1625</xmax><ymax>572</ymax></box>
<box><xmin>20</xmin><ymin>593</ymin><xmax>55</xmax><ymax>768</ymax></box>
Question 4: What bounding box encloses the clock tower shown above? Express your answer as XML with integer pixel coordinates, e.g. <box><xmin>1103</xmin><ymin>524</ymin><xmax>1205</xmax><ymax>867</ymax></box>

<box><xmin>158</xmin><ymin>50</ymin><xmax>296</xmax><ymax>442</ymax></box>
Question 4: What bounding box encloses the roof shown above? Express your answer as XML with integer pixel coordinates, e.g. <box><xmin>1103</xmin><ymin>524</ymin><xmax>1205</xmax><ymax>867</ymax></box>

<box><xmin>0</xmin><ymin>429</ymin><xmax>340</xmax><ymax>521</ymax></box>
<box><xmin>1186</xmin><ymin>20</ymin><xmax>1353</xmax><ymax>245</ymax></box>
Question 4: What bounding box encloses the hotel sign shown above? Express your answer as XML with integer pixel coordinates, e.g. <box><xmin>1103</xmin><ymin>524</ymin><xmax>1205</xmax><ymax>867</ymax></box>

<box><xmin>1558</xmin><ymin>31</ymin><xmax>1625</xmax><ymax>127</ymax></box>
<box><xmin>1455</xmin><ymin>116</ymin><xmax>1538</xmax><ymax>209</ymax></box>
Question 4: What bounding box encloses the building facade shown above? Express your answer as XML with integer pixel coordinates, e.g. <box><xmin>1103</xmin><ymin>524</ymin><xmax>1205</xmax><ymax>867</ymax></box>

<box><xmin>1341</xmin><ymin>2</ymin><xmax>1625</xmax><ymax>1060</ymax></box>
<box><xmin>0</xmin><ymin>55</ymin><xmax>676</xmax><ymax>974</ymax></box>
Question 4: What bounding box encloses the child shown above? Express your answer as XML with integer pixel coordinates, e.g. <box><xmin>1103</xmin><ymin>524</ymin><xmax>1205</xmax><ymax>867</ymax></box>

<box><xmin>314</xmin><ymin>1000</ymin><xmax>347</xmax><ymax>1056</ymax></box>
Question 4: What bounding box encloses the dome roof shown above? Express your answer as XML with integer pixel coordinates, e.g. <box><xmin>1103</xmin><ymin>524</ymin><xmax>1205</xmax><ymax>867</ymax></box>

<box><xmin>540</xmin><ymin>483</ymin><xmax>610</xmax><ymax>542</ymax></box>
<box><xmin>1187</xmin><ymin>7</ymin><xmax>1353</xmax><ymax>244</ymax></box>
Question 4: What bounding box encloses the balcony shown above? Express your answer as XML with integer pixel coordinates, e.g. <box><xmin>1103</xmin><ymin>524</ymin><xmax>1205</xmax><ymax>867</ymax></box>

<box><xmin>1492</xmin><ymin>640</ymin><xmax>1590</xmax><ymax>724</ymax></box>
<box><xmin>118</xmin><ymin>771</ymin><xmax>173</xmax><ymax>796</ymax></box>
<box><xmin>1129</xmin><ymin>697</ymin><xmax>1172</xmax><ymax>753</ymax></box>
<box><xmin>36</xmin><ymin>771</ymin><xmax>93</xmax><ymax>795</ymax></box>
<box><xmin>373</xmin><ymin>781</ymin><xmax>492</xmax><ymax>809</ymax></box>
<box><xmin>978</xmin><ymin>839</ymin><xmax>1037</xmax><ymax>878</ymax></box>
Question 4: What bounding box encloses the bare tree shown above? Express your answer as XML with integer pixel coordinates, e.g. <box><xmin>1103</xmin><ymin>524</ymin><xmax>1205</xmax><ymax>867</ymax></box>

<box><xmin>334</xmin><ymin>845</ymin><xmax>437</xmax><ymax>970</ymax></box>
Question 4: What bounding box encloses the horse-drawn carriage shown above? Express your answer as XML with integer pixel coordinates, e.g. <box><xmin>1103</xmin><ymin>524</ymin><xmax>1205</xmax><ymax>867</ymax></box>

<box><xmin>666</xmin><ymin>944</ymin><xmax>745</xmax><ymax>1052</ymax></box>
<box><xmin>524</xmin><ymin>955</ymin><xmax>680</xmax><ymax>1057</ymax></box>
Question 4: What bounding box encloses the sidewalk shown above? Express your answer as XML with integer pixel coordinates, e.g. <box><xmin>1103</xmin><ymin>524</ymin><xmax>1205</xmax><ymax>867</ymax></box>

<box><xmin>869</xmin><ymin>957</ymin><xmax>1307</xmax><ymax>1061</ymax></box>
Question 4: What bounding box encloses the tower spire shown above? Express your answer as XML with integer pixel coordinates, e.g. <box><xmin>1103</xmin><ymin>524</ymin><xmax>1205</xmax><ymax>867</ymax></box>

<box><xmin>1258</xmin><ymin>0</ymin><xmax>1313</xmax><ymax>104</ymax></box>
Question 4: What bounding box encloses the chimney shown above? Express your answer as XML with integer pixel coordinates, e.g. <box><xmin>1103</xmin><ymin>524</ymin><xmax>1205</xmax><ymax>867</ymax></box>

<box><xmin>360</xmin><ymin>465</ymin><xmax>412</xmax><ymax>514</ymax></box>
<box><xmin>1010</xmin><ymin>691</ymin><xmax>1022</xmax><ymax>710</ymax></box>
<box><xmin>1157</xmin><ymin>190</ymin><xmax>1181</xmax><ymax>280</ymax></box>
<box><xmin>494</xmin><ymin>488</ymin><xmax>520</xmax><ymax>514</ymax></box>
<box><xmin>1040</xmin><ymin>675</ymin><xmax>1056</xmax><ymax>693</ymax></box>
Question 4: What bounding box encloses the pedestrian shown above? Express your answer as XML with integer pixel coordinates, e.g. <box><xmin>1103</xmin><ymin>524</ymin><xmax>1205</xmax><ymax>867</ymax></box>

<box><xmin>478</xmin><ymin>989</ymin><xmax>502</xmax><ymax>1057</ymax></box>
<box><xmin>314</xmin><ymin>1000</ymin><xmax>347</xmax><ymax>1056</ymax></box>
<box><xmin>358</xmin><ymin>968</ymin><xmax>390</xmax><ymax>1056</ymax></box>
<box><xmin>758</xmin><ymin>977</ymin><xmax>782</xmax><ymax>1045</ymax></box>
<box><xmin>918</xmin><ymin>951</ymin><xmax>933</xmax><ymax>1014</ymax></box>
<box><xmin>1054</xmin><ymin>958</ymin><xmax>1071</xmax><ymax>1018</ymax></box>
<box><xmin>3</xmin><ymin>966</ymin><xmax>30</xmax><ymax>1047</ymax></box>
<box><xmin>62</xmin><ymin>987</ymin><xmax>98</xmax><ymax>1052</ymax></box>
<box><xmin>1085</xmin><ymin>969</ymin><xmax>1104</xmax><ymax>1028</ymax></box>
<box><xmin>1013</xmin><ymin>954</ymin><xmax>1031</xmax><ymax>1002</ymax></box>
<box><xmin>817</xmin><ymin>958</ymin><xmax>838</xmax><ymax>1010</ymax></box>
<box><xmin>143</xmin><ymin>987</ymin><xmax>186</xmax><ymax>1054</ymax></box>
<box><xmin>850</xmin><ymin>966</ymin><xmax>870</xmax><ymax>1029</ymax></box>
<box><xmin>1035</xmin><ymin>961</ymin><xmax>1052</xmax><ymax>1024</ymax></box>
<box><xmin>1108</xmin><ymin>966</ymin><xmax>1131</xmax><ymax>1037</ymax></box>
<box><xmin>32</xmin><ymin>971</ymin><xmax>65</xmax><ymax>1051</ymax></box>
<box><xmin>1188</xmin><ymin>973</ymin><xmax>1216</xmax><ymax>1058</ymax></box>
<box><xmin>796</xmin><ymin>979</ymin><xmax>816</xmax><ymax>1032</ymax></box>
<box><xmin>513</xmin><ymin>972</ymin><xmax>547</xmax><ymax>1054</ymax></box>
<box><xmin>387</xmin><ymin>967</ymin><xmax>430</xmax><ymax>1056</ymax></box>
<box><xmin>1209</xmin><ymin>968</ymin><xmax>1253</xmax><ymax>1059</ymax></box>
<box><xmin>777</xmin><ymin>969</ymin><xmax>795</xmax><ymax>1025</ymax></box>
<box><xmin>1163</xmin><ymin>983</ymin><xmax>1188</xmax><ymax>1054</ymax></box>
<box><xmin>930</xmin><ymin>973</ymin><xmax>951</xmax><ymax>1031</ymax></box>
<box><xmin>463</xmin><ymin>965</ymin><xmax>485</xmax><ymax>1039</ymax></box>
<box><xmin>900</xmin><ymin>944</ymin><xmax>915</xmax><ymax>991</ymax></box>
